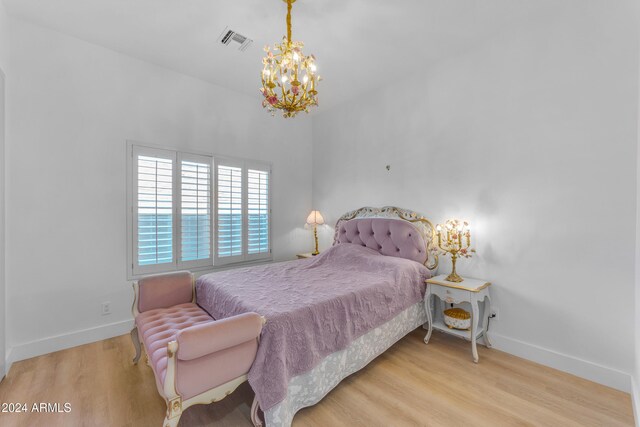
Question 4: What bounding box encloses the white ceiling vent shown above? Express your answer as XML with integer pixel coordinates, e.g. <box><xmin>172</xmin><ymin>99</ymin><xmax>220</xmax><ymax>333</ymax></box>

<box><xmin>218</xmin><ymin>27</ymin><xmax>253</xmax><ymax>52</ymax></box>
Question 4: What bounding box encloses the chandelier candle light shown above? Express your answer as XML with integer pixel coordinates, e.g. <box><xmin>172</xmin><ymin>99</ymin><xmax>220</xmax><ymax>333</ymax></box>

<box><xmin>435</xmin><ymin>219</ymin><xmax>475</xmax><ymax>283</ymax></box>
<box><xmin>261</xmin><ymin>0</ymin><xmax>320</xmax><ymax>118</ymax></box>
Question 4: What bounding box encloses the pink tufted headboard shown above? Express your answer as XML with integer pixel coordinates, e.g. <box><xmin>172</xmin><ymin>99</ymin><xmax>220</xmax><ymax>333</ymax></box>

<box><xmin>335</xmin><ymin>218</ymin><xmax>428</xmax><ymax>265</ymax></box>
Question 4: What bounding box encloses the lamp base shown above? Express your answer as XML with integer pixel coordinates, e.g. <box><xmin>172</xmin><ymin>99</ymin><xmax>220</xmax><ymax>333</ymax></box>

<box><xmin>312</xmin><ymin>224</ymin><xmax>320</xmax><ymax>257</ymax></box>
<box><xmin>445</xmin><ymin>271</ymin><xmax>464</xmax><ymax>283</ymax></box>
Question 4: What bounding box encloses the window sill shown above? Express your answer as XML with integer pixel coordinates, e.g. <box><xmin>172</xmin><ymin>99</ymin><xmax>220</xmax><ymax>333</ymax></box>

<box><xmin>127</xmin><ymin>257</ymin><xmax>273</xmax><ymax>281</ymax></box>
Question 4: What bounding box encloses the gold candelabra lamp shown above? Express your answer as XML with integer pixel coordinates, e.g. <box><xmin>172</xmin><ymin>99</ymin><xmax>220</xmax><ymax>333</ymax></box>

<box><xmin>435</xmin><ymin>219</ymin><xmax>475</xmax><ymax>283</ymax></box>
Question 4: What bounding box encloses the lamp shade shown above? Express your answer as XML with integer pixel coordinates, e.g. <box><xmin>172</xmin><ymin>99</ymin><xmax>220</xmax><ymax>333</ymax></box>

<box><xmin>306</xmin><ymin>210</ymin><xmax>325</xmax><ymax>225</ymax></box>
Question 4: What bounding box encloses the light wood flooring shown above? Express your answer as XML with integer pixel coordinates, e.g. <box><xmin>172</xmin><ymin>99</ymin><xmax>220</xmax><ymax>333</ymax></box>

<box><xmin>0</xmin><ymin>328</ymin><xmax>633</xmax><ymax>427</ymax></box>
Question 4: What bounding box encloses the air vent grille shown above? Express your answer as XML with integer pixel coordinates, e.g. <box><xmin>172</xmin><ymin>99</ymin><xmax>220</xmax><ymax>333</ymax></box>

<box><xmin>219</xmin><ymin>27</ymin><xmax>253</xmax><ymax>52</ymax></box>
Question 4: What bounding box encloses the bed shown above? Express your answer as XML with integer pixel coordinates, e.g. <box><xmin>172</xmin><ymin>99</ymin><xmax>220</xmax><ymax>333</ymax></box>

<box><xmin>195</xmin><ymin>206</ymin><xmax>439</xmax><ymax>426</ymax></box>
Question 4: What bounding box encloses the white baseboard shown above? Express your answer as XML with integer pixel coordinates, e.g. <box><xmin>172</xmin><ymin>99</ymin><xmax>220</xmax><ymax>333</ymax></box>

<box><xmin>632</xmin><ymin>374</ymin><xmax>640</xmax><ymax>427</ymax></box>
<box><xmin>3</xmin><ymin>319</ymin><xmax>634</xmax><ymax>402</ymax></box>
<box><xmin>6</xmin><ymin>319</ymin><xmax>133</xmax><ymax>371</ymax></box>
<box><xmin>491</xmin><ymin>332</ymin><xmax>631</xmax><ymax>393</ymax></box>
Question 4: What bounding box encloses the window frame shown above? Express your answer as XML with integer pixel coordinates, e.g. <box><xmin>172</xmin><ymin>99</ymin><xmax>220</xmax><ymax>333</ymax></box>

<box><xmin>213</xmin><ymin>157</ymin><xmax>245</xmax><ymax>266</ymax></box>
<box><xmin>131</xmin><ymin>144</ymin><xmax>177</xmax><ymax>276</ymax></box>
<box><xmin>126</xmin><ymin>141</ymin><xmax>272</xmax><ymax>280</ymax></box>
<box><xmin>244</xmin><ymin>160</ymin><xmax>272</xmax><ymax>262</ymax></box>
<box><xmin>214</xmin><ymin>157</ymin><xmax>273</xmax><ymax>266</ymax></box>
<box><xmin>177</xmin><ymin>151</ymin><xmax>214</xmax><ymax>270</ymax></box>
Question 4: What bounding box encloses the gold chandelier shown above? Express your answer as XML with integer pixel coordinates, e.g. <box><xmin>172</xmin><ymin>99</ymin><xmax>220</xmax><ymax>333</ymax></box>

<box><xmin>260</xmin><ymin>0</ymin><xmax>320</xmax><ymax>118</ymax></box>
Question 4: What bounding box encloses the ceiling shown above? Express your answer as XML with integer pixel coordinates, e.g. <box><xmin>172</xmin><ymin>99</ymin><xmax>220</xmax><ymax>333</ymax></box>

<box><xmin>3</xmin><ymin>0</ymin><xmax>555</xmax><ymax>111</ymax></box>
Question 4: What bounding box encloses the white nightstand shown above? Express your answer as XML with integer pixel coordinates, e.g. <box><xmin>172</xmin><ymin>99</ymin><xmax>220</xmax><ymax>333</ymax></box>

<box><xmin>424</xmin><ymin>274</ymin><xmax>492</xmax><ymax>363</ymax></box>
<box><xmin>296</xmin><ymin>253</ymin><xmax>317</xmax><ymax>259</ymax></box>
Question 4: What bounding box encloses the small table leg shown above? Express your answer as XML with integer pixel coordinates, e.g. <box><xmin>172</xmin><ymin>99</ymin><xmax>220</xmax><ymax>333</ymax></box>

<box><xmin>424</xmin><ymin>292</ymin><xmax>433</xmax><ymax>344</ymax></box>
<box><xmin>482</xmin><ymin>294</ymin><xmax>493</xmax><ymax>348</ymax></box>
<box><xmin>471</xmin><ymin>296</ymin><xmax>480</xmax><ymax>363</ymax></box>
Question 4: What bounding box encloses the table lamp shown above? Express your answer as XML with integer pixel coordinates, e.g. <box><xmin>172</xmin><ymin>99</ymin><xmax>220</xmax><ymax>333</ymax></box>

<box><xmin>435</xmin><ymin>219</ymin><xmax>475</xmax><ymax>282</ymax></box>
<box><xmin>306</xmin><ymin>210</ymin><xmax>324</xmax><ymax>255</ymax></box>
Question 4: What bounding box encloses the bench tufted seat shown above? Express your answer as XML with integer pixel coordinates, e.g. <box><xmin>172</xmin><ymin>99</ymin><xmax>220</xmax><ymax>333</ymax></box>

<box><xmin>135</xmin><ymin>302</ymin><xmax>213</xmax><ymax>387</ymax></box>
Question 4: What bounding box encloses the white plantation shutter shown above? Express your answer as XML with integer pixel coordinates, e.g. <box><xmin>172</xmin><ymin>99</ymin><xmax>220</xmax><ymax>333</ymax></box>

<box><xmin>246</xmin><ymin>165</ymin><xmax>270</xmax><ymax>259</ymax></box>
<box><xmin>214</xmin><ymin>158</ymin><xmax>272</xmax><ymax>265</ymax></box>
<box><xmin>178</xmin><ymin>154</ymin><xmax>212</xmax><ymax>268</ymax></box>
<box><xmin>215</xmin><ymin>160</ymin><xmax>244</xmax><ymax>264</ymax></box>
<box><xmin>128</xmin><ymin>144</ymin><xmax>271</xmax><ymax>277</ymax></box>
<box><xmin>133</xmin><ymin>146</ymin><xmax>175</xmax><ymax>275</ymax></box>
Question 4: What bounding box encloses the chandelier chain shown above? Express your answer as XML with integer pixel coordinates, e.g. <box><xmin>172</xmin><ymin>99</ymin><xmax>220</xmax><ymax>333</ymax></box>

<box><xmin>286</xmin><ymin>0</ymin><xmax>292</xmax><ymax>44</ymax></box>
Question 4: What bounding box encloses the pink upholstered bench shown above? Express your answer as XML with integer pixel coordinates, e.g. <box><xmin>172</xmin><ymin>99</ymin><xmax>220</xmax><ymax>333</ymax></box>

<box><xmin>130</xmin><ymin>271</ymin><xmax>265</xmax><ymax>427</ymax></box>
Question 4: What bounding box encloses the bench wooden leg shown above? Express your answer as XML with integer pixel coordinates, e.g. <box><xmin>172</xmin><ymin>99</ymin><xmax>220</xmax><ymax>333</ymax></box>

<box><xmin>131</xmin><ymin>327</ymin><xmax>142</xmax><ymax>365</ymax></box>
<box><xmin>163</xmin><ymin>414</ymin><xmax>181</xmax><ymax>427</ymax></box>
<box><xmin>163</xmin><ymin>396</ymin><xmax>182</xmax><ymax>427</ymax></box>
<box><xmin>251</xmin><ymin>395</ymin><xmax>263</xmax><ymax>427</ymax></box>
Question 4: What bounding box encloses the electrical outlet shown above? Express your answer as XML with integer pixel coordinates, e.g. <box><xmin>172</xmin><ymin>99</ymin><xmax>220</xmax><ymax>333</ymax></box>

<box><xmin>101</xmin><ymin>302</ymin><xmax>111</xmax><ymax>316</ymax></box>
<box><xmin>490</xmin><ymin>307</ymin><xmax>499</xmax><ymax>321</ymax></box>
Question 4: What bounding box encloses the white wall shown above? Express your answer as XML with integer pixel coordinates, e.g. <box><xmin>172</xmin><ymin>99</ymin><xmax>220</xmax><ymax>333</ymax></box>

<box><xmin>312</xmin><ymin>1</ymin><xmax>638</xmax><ymax>391</ymax></box>
<box><xmin>0</xmin><ymin>0</ymin><xmax>8</xmax><ymax>378</ymax></box>
<box><xmin>5</xmin><ymin>17</ymin><xmax>313</xmax><ymax>362</ymax></box>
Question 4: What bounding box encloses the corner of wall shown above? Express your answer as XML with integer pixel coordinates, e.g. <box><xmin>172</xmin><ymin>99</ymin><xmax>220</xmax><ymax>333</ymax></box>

<box><xmin>631</xmin><ymin>374</ymin><xmax>640</xmax><ymax>426</ymax></box>
<box><xmin>0</xmin><ymin>1</ymin><xmax>7</xmax><ymax>384</ymax></box>
<box><xmin>3</xmin><ymin>347</ymin><xmax>11</xmax><ymax>379</ymax></box>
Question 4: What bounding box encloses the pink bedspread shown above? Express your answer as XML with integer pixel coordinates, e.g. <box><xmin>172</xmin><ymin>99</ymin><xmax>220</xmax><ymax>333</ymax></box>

<box><xmin>196</xmin><ymin>243</ymin><xmax>431</xmax><ymax>411</ymax></box>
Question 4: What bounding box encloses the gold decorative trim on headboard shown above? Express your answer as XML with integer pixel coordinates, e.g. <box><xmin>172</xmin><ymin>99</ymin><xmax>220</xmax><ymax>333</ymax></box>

<box><xmin>333</xmin><ymin>206</ymin><xmax>439</xmax><ymax>271</ymax></box>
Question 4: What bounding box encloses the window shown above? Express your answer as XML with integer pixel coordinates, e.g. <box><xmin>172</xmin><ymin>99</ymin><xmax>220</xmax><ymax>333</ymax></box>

<box><xmin>179</xmin><ymin>153</ymin><xmax>212</xmax><ymax>269</ymax></box>
<box><xmin>247</xmin><ymin>167</ymin><xmax>270</xmax><ymax>257</ymax></box>
<box><xmin>216</xmin><ymin>162</ymin><xmax>243</xmax><ymax>261</ymax></box>
<box><xmin>214</xmin><ymin>159</ymin><xmax>271</xmax><ymax>266</ymax></box>
<box><xmin>128</xmin><ymin>143</ymin><xmax>271</xmax><ymax>277</ymax></box>
<box><xmin>133</xmin><ymin>146</ymin><xmax>176</xmax><ymax>275</ymax></box>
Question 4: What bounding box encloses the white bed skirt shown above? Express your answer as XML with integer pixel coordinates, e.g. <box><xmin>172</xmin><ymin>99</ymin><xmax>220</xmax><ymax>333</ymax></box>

<box><xmin>263</xmin><ymin>301</ymin><xmax>427</xmax><ymax>426</ymax></box>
